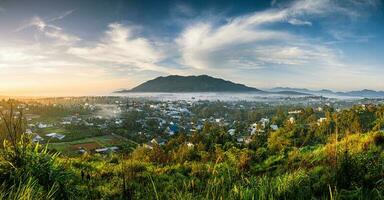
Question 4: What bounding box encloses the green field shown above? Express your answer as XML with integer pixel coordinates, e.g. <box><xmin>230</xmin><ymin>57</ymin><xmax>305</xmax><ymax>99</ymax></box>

<box><xmin>48</xmin><ymin>134</ymin><xmax>137</xmax><ymax>154</ymax></box>
<box><xmin>39</xmin><ymin>126</ymin><xmax>104</xmax><ymax>142</ymax></box>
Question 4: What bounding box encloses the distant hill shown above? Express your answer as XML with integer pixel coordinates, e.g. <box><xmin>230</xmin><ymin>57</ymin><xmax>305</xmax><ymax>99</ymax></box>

<box><xmin>270</xmin><ymin>87</ymin><xmax>384</xmax><ymax>98</ymax></box>
<box><xmin>340</xmin><ymin>89</ymin><xmax>384</xmax><ymax>98</ymax></box>
<box><xmin>273</xmin><ymin>90</ymin><xmax>312</xmax><ymax>96</ymax></box>
<box><xmin>269</xmin><ymin>87</ymin><xmax>314</xmax><ymax>94</ymax></box>
<box><xmin>116</xmin><ymin>75</ymin><xmax>263</xmax><ymax>93</ymax></box>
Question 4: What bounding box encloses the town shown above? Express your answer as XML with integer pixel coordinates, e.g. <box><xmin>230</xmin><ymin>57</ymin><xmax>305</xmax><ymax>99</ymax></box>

<box><xmin>8</xmin><ymin>96</ymin><xmax>383</xmax><ymax>155</ymax></box>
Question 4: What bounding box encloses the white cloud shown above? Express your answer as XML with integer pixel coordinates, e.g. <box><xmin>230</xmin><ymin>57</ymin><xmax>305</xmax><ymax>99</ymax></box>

<box><xmin>253</xmin><ymin>45</ymin><xmax>339</xmax><ymax>66</ymax></box>
<box><xmin>2</xmin><ymin>19</ymin><xmax>183</xmax><ymax>95</ymax></box>
<box><xmin>47</xmin><ymin>9</ymin><xmax>76</xmax><ymax>22</ymax></box>
<box><xmin>68</xmin><ymin>23</ymin><xmax>170</xmax><ymax>72</ymax></box>
<box><xmin>328</xmin><ymin>30</ymin><xmax>375</xmax><ymax>43</ymax></box>
<box><xmin>176</xmin><ymin>21</ymin><xmax>293</xmax><ymax>69</ymax></box>
<box><xmin>16</xmin><ymin>9</ymin><xmax>75</xmax><ymax>31</ymax></box>
<box><xmin>288</xmin><ymin>18</ymin><xmax>312</xmax><ymax>26</ymax></box>
<box><xmin>15</xmin><ymin>10</ymin><xmax>80</xmax><ymax>45</ymax></box>
<box><xmin>175</xmin><ymin>0</ymin><xmax>377</xmax><ymax>72</ymax></box>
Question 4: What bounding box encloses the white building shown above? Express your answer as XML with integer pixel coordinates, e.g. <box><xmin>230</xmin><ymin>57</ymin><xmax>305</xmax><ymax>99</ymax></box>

<box><xmin>289</xmin><ymin>117</ymin><xmax>295</xmax><ymax>124</ymax></box>
<box><xmin>186</xmin><ymin>142</ymin><xmax>194</xmax><ymax>148</ymax></box>
<box><xmin>260</xmin><ymin>118</ymin><xmax>270</xmax><ymax>126</ymax></box>
<box><xmin>46</xmin><ymin>133</ymin><xmax>65</xmax><ymax>140</ymax></box>
<box><xmin>228</xmin><ymin>129</ymin><xmax>236</xmax><ymax>136</ymax></box>
<box><xmin>151</xmin><ymin>138</ymin><xmax>158</xmax><ymax>144</ymax></box>
<box><xmin>288</xmin><ymin>110</ymin><xmax>302</xmax><ymax>114</ymax></box>
<box><xmin>38</xmin><ymin>123</ymin><xmax>48</xmax><ymax>129</ymax></box>
<box><xmin>32</xmin><ymin>134</ymin><xmax>44</xmax><ymax>143</ymax></box>
<box><xmin>317</xmin><ymin>118</ymin><xmax>327</xmax><ymax>125</ymax></box>
<box><xmin>270</xmin><ymin>125</ymin><xmax>278</xmax><ymax>131</ymax></box>
<box><xmin>95</xmin><ymin>146</ymin><xmax>119</xmax><ymax>153</ymax></box>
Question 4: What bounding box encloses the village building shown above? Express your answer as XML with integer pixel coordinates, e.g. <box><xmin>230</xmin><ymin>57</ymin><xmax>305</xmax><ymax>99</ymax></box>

<box><xmin>289</xmin><ymin>117</ymin><xmax>295</xmax><ymax>124</ymax></box>
<box><xmin>270</xmin><ymin>124</ymin><xmax>279</xmax><ymax>131</ymax></box>
<box><xmin>95</xmin><ymin>146</ymin><xmax>119</xmax><ymax>153</ymax></box>
<box><xmin>46</xmin><ymin>133</ymin><xmax>66</xmax><ymax>140</ymax></box>
<box><xmin>228</xmin><ymin>129</ymin><xmax>236</xmax><ymax>136</ymax></box>
<box><xmin>186</xmin><ymin>142</ymin><xmax>194</xmax><ymax>148</ymax></box>
<box><xmin>288</xmin><ymin>110</ymin><xmax>302</xmax><ymax>114</ymax></box>
<box><xmin>317</xmin><ymin>118</ymin><xmax>327</xmax><ymax>125</ymax></box>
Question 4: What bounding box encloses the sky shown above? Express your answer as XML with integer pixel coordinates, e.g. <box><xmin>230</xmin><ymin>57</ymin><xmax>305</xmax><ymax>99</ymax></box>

<box><xmin>0</xmin><ymin>0</ymin><xmax>383</xmax><ymax>96</ymax></box>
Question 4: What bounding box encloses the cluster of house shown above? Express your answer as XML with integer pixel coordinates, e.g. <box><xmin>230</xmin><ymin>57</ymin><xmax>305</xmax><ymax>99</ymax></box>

<box><xmin>287</xmin><ymin>109</ymin><xmax>330</xmax><ymax>126</ymax></box>
<box><xmin>76</xmin><ymin>146</ymin><xmax>119</xmax><ymax>154</ymax></box>
<box><xmin>120</xmin><ymin>100</ymin><xmax>288</xmax><ymax>148</ymax></box>
<box><xmin>144</xmin><ymin>138</ymin><xmax>194</xmax><ymax>149</ymax></box>
<box><xmin>122</xmin><ymin>101</ymin><xmax>196</xmax><ymax>136</ymax></box>
<box><xmin>138</xmin><ymin>102</ymin><xmax>344</xmax><ymax>148</ymax></box>
<box><xmin>26</xmin><ymin>128</ymin><xmax>66</xmax><ymax>142</ymax></box>
<box><xmin>250</xmin><ymin>118</ymin><xmax>279</xmax><ymax>135</ymax></box>
<box><xmin>20</xmin><ymin>99</ymin><xmax>350</xmax><ymax>153</ymax></box>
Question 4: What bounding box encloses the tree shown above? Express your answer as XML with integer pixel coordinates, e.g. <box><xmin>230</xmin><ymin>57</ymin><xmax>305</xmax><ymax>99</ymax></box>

<box><xmin>267</xmin><ymin>129</ymin><xmax>292</xmax><ymax>153</ymax></box>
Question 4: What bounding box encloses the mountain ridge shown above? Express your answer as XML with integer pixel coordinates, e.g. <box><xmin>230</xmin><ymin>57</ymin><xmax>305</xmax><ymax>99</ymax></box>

<box><xmin>269</xmin><ymin>87</ymin><xmax>384</xmax><ymax>98</ymax></box>
<box><xmin>116</xmin><ymin>75</ymin><xmax>263</xmax><ymax>93</ymax></box>
<box><xmin>115</xmin><ymin>76</ymin><xmax>383</xmax><ymax>98</ymax></box>
<box><xmin>115</xmin><ymin>75</ymin><xmax>307</xmax><ymax>95</ymax></box>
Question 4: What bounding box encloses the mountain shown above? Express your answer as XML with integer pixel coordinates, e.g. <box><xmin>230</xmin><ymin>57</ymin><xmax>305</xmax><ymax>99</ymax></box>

<box><xmin>116</xmin><ymin>75</ymin><xmax>263</xmax><ymax>93</ymax></box>
<box><xmin>269</xmin><ymin>87</ymin><xmax>314</xmax><ymax>94</ymax></box>
<box><xmin>270</xmin><ymin>87</ymin><xmax>384</xmax><ymax>98</ymax></box>
<box><xmin>341</xmin><ymin>89</ymin><xmax>384</xmax><ymax>98</ymax></box>
<box><xmin>273</xmin><ymin>90</ymin><xmax>312</xmax><ymax>96</ymax></box>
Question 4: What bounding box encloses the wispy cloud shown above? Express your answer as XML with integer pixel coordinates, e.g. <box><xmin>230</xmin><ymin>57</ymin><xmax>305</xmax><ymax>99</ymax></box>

<box><xmin>47</xmin><ymin>9</ymin><xmax>76</xmax><ymax>22</ymax></box>
<box><xmin>176</xmin><ymin>21</ymin><xmax>292</xmax><ymax>69</ymax></box>
<box><xmin>287</xmin><ymin>18</ymin><xmax>312</xmax><ymax>26</ymax></box>
<box><xmin>15</xmin><ymin>9</ymin><xmax>79</xmax><ymax>45</ymax></box>
<box><xmin>0</xmin><ymin>40</ymin><xmax>127</xmax><ymax>96</ymax></box>
<box><xmin>173</xmin><ymin>3</ymin><xmax>195</xmax><ymax>17</ymax></box>
<box><xmin>328</xmin><ymin>29</ymin><xmax>375</xmax><ymax>43</ymax></box>
<box><xmin>175</xmin><ymin>0</ymin><xmax>378</xmax><ymax>72</ymax></box>
<box><xmin>68</xmin><ymin>23</ymin><xmax>167</xmax><ymax>72</ymax></box>
<box><xmin>15</xmin><ymin>9</ymin><xmax>75</xmax><ymax>31</ymax></box>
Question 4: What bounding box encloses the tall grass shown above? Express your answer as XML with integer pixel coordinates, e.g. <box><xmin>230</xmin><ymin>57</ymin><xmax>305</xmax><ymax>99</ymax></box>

<box><xmin>0</xmin><ymin>101</ymin><xmax>75</xmax><ymax>199</ymax></box>
<box><xmin>0</xmin><ymin>178</ymin><xmax>56</xmax><ymax>200</ymax></box>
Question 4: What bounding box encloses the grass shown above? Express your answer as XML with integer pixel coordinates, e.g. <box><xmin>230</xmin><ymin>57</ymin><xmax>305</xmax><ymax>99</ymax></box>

<box><xmin>2</xmin><ymin>132</ymin><xmax>383</xmax><ymax>199</ymax></box>
<box><xmin>0</xmin><ymin>178</ymin><xmax>56</xmax><ymax>200</ymax></box>
<box><xmin>38</xmin><ymin>126</ymin><xmax>104</xmax><ymax>142</ymax></box>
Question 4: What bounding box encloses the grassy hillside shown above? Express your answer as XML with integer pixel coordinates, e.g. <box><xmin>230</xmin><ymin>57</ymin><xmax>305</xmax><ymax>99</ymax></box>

<box><xmin>0</xmin><ymin>100</ymin><xmax>383</xmax><ymax>199</ymax></box>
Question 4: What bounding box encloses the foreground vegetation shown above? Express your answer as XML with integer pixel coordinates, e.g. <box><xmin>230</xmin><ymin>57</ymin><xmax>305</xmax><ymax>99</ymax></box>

<box><xmin>0</xmin><ymin>99</ymin><xmax>383</xmax><ymax>199</ymax></box>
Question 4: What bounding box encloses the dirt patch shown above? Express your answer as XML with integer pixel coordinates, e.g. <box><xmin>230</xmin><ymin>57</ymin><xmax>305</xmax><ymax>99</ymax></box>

<box><xmin>108</xmin><ymin>139</ymin><xmax>122</xmax><ymax>145</ymax></box>
<box><xmin>71</xmin><ymin>142</ymin><xmax>102</xmax><ymax>150</ymax></box>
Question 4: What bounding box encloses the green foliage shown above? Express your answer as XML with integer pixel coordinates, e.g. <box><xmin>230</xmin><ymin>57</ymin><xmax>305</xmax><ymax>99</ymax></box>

<box><xmin>0</xmin><ymin>178</ymin><xmax>56</xmax><ymax>200</ymax></box>
<box><xmin>0</xmin><ymin>102</ymin><xmax>76</xmax><ymax>199</ymax></box>
<box><xmin>1</xmin><ymin>100</ymin><xmax>384</xmax><ymax>199</ymax></box>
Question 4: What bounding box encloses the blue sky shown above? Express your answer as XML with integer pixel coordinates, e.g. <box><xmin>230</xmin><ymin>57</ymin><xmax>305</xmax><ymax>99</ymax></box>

<box><xmin>0</xmin><ymin>0</ymin><xmax>383</xmax><ymax>95</ymax></box>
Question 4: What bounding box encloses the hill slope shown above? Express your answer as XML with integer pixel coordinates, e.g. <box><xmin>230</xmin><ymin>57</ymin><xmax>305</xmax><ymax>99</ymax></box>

<box><xmin>116</xmin><ymin>75</ymin><xmax>263</xmax><ymax>93</ymax></box>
